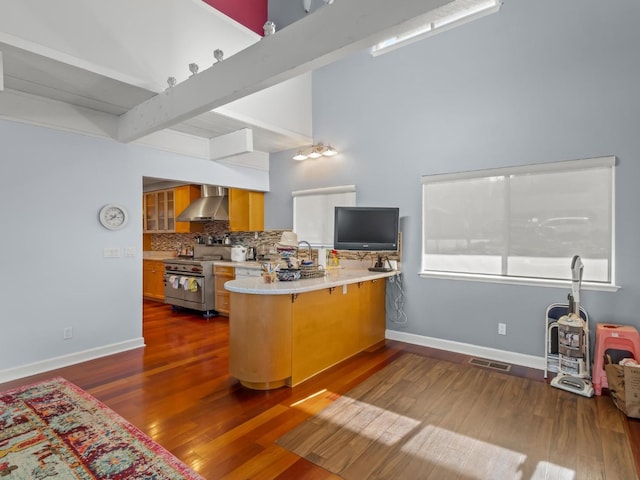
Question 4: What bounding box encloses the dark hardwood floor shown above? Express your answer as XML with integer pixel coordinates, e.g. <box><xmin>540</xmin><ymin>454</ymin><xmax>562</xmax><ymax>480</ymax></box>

<box><xmin>1</xmin><ymin>300</ymin><xmax>638</xmax><ymax>479</ymax></box>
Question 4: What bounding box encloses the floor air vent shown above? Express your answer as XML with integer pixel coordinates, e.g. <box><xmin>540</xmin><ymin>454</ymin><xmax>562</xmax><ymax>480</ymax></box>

<box><xmin>469</xmin><ymin>358</ymin><xmax>511</xmax><ymax>372</ymax></box>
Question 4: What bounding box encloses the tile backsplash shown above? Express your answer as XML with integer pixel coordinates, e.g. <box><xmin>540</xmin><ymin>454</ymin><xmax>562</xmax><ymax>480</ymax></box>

<box><xmin>146</xmin><ymin>223</ymin><xmax>400</xmax><ymax>265</ymax></box>
<box><xmin>149</xmin><ymin>223</ymin><xmax>284</xmax><ymax>254</ymax></box>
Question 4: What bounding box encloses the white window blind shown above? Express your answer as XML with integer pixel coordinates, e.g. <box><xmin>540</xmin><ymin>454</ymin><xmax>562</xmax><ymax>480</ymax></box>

<box><xmin>421</xmin><ymin>156</ymin><xmax>615</xmax><ymax>284</ymax></box>
<box><xmin>293</xmin><ymin>185</ymin><xmax>356</xmax><ymax>246</ymax></box>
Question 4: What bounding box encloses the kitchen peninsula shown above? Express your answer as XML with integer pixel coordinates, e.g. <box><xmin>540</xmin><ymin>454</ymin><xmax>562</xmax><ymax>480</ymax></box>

<box><xmin>224</xmin><ymin>268</ymin><xmax>397</xmax><ymax>390</ymax></box>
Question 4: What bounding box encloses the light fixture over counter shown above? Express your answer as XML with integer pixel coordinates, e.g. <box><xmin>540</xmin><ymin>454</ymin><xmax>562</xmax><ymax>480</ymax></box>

<box><xmin>293</xmin><ymin>143</ymin><xmax>338</xmax><ymax>161</ymax></box>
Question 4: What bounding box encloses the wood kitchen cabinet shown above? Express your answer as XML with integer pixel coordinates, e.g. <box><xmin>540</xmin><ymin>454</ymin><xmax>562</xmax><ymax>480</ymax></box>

<box><xmin>228</xmin><ymin>188</ymin><xmax>264</xmax><ymax>231</ymax></box>
<box><xmin>174</xmin><ymin>185</ymin><xmax>204</xmax><ymax>233</ymax></box>
<box><xmin>143</xmin><ymin>185</ymin><xmax>203</xmax><ymax>233</ymax></box>
<box><xmin>214</xmin><ymin>265</ymin><xmax>235</xmax><ymax>315</ymax></box>
<box><xmin>228</xmin><ymin>277</ymin><xmax>387</xmax><ymax>389</ymax></box>
<box><xmin>358</xmin><ymin>279</ymin><xmax>387</xmax><ymax>350</ymax></box>
<box><xmin>290</xmin><ymin>286</ymin><xmax>360</xmax><ymax>385</ymax></box>
<box><xmin>143</xmin><ymin>260</ymin><xmax>165</xmax><ymax>301</ymax></box>
<box><xmin>143</xmin><ymin>189</ymin><xmax>174</xmax><ymax>232</ymax></box>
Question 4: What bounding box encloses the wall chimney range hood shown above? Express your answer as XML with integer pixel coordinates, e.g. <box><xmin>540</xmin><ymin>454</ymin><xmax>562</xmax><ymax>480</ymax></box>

<box><xmin>177</xmin><ymin>185</ymin><xmax>229</xmax><ymax>222</ymax></box>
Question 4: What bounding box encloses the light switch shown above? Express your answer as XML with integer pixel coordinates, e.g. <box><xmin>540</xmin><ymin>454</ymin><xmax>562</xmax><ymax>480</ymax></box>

<box><xmin>104</xmin><ymin>247</ymin><xmax>121</xmax><ymax>258</ymax></box>
<box><xmin>124</xmin><ymin>247</ymin><xmax>136</xmax><ymax>257</ymax></box>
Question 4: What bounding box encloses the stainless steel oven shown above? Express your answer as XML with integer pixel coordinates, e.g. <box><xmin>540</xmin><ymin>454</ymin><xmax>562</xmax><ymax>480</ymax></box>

<box><xmin>163</xmin><ymin>245</ymin><xmax>231</xmax><ymax>317</ymax></box>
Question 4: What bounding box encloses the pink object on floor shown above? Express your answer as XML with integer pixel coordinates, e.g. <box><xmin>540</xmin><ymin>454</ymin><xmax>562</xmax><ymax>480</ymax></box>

<box><xmin>592</xmin><ymin>323</ymin><xmax>640</xmax><ymax>395</ymax></box>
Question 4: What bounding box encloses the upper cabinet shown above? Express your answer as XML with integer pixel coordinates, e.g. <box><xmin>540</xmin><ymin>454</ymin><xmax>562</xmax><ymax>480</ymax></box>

<box><xmin>229</xmin><ymin>189</ymin><xmax>264</xmax><ymax>232</ymax></box>
<box><xmin>144</xmin><ymin>185</ymin><xmax>203</xmax><ymax>233</ymax></box>
<box><xmin>174</xmin><ymin>185</ymin><xmax>204</xmax><ymax>233</ymax></box>
<box><xmin>144</xmin><ymin>189</ymin><xmax>173</xmax><ymax>232</ymax></box>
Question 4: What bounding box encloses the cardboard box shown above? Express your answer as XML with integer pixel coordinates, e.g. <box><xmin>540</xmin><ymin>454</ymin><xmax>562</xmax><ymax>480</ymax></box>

<box><xmin>605</xmin><ymin>363</ymin><xmax>640</xmax><ymax>418</ymax></box>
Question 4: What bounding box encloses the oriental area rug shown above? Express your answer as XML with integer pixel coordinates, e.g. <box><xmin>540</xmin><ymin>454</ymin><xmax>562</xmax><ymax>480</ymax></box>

<box><xmin>0</xmin><ymin>377</ymin><xmax>204</xmax><ymax>479</ymax></box>
<box><xmin>277</xmin><ymin>353</ymin><xmax>636</xmax><ymax>480</ymax></box>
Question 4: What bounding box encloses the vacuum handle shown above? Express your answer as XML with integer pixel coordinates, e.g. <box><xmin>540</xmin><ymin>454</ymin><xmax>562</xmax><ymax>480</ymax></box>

<box><xmin>567</xmin><ymin>293</ymin><xmax>574</xmax><ymax>316</ymax></box>
<box><xmin>570</xmin><ymin>255</ymin><xmax>583</xmax><ymax>314</ymax></box>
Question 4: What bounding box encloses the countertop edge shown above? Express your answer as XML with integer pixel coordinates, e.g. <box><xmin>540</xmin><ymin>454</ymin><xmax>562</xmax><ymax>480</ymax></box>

<box><xmin>225</xmin><ymin>270</ymin><xmax>398</xmax><ymax>295</ymax></box>
<box><xmin>213</xmin><ymin>260</ymin><xmax>263</xmax><ymax>268</ymax></box>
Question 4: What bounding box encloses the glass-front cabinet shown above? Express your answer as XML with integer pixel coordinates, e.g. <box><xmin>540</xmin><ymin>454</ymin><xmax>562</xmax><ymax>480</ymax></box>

<box><xmin>144</xmin><ymin>189</ymin><xmax>175</xmax><ymax>232</ymax></box>
<box><xmin>143</xmin><ymin>185</ymin><xmax>203</xmax><ymax>233</ymax></box>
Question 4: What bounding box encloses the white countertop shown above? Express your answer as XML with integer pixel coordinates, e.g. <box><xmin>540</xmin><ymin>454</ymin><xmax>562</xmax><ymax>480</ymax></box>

<box><xmin>224</xmin><ymin>268</ymin><xmax>398</xmax><ymax>295</ymax></box>
<box><xmin>213</xmin><ymin>260</ymin><xmax>263</xmax><ymax>269</ymax></box>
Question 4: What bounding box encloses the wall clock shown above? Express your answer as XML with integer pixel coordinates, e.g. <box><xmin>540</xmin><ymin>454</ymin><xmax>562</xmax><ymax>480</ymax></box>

<box><xmin>99</xmin><ymin>204</ymin><xmax>128</xmax><ymax>230</ymax></box>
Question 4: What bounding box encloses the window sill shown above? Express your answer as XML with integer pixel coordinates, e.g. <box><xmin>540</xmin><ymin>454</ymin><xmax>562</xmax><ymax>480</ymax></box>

<box><xmin>418</xmin><ymin>271</ymin><xmax>620</xmax><ymax>292</ymax></box>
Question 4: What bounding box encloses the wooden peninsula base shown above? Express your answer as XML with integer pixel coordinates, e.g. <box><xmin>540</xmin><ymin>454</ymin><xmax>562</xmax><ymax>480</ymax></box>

<box><xmin>227</xmin><ymin>273</ymin><xmax>390</xmax><ymax>390</ymax></box>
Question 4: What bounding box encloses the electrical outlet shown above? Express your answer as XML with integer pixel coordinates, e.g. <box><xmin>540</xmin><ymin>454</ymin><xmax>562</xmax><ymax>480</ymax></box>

<box><xmin>498</xmin><ymin>323</ymin><xmax>507</xmax><ymax>335</ymax></box>
<box><xmin>63</xmin><ymin>327</ymin><xmax>73</xmax><ymax>340</ymax></box>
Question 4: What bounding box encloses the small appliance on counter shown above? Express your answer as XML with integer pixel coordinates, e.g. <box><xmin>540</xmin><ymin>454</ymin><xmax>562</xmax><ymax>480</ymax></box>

<box><xmin>231</xmin><ymin>245</ymin><xmax>248</xmax><ymax>262</ymax></box>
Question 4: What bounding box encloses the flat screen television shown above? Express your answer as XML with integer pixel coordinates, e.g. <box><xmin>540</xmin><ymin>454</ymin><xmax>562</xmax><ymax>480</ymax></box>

<box><xmin>333</xmin><ymin>206</ymin><xmax>399</xmax><ymax>252</ymax></box>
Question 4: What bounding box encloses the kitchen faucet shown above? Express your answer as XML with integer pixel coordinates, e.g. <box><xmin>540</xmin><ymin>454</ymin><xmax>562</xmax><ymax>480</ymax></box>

<box><xmin>298</xmin><ymin>241</ymin><xmax>313</xmax><ymax>265</ymax></box>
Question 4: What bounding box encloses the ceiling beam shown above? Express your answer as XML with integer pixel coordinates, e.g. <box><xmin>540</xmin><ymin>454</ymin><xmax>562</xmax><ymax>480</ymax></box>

<box><xmin>116</xmin><ymin>0</ymin><xmax>453</xmax><ymax>143</ymax></box>
<box><xmin>209</xmin><ymin>128</ymin><xmax>253</xmax><ymax>160</ymax></box>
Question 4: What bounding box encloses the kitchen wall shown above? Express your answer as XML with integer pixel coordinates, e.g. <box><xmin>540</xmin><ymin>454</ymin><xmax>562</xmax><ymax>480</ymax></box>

<box><xmin>266</xmin><ymin>0</ymin><xmax>640</xmax><ymax>364</ymax></box>
<box><xmin>0</xmin><ymin>119</ymin><xmax>269</xmax><ymax>381</ymax></box>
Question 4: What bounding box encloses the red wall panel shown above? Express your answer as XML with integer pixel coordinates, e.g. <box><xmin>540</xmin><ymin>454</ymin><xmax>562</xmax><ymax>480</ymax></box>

<box><xmin>202</xmin><ymin>0</ymin><xmax>268</xmax><ymax>36</ymax></box>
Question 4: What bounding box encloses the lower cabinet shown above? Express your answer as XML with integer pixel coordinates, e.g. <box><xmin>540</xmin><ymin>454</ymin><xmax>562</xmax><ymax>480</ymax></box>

<box><xmin>143</xmin><ymin>260</ymin><xmax>165</xmax><ymax>301</ymax></box>
<box><xmin>214</xmin><ymin>265</ymin><xmax>235</xmax><ymax>315</ymax></box>
<box><xmin>229</xmin><ymin>279</ymin><xmax>387</xmax><ymax>389</ymax></box>
<box><xmin>359</xmin><ymin>279</ymin><xmax>387</xmax><ymax>349</ymax></box>
<box><xmin>229</xmin><ymin>294</ymin><xmax>292</xmax><ymax>390</ymax></box>
<box><xmin>291</xmin><ymin>286</ymin><xmax>360</xmax><ymax>385</ymax></box>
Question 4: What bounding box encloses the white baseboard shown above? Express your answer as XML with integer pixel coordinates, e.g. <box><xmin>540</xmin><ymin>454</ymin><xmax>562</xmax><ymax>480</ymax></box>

<box><xmin>385</xmin><ymin>330</ymin><xmax>546</xmax><ymax>371</ymax></box>
<box><xmin>0</xmin><ymin>338</ymin><xmax>146</xmax><ymax>384</ymax></box>
<box><xmin>1</xmin><ymin>332</ymin><xmax>544</xmax><ymax>385</ymax></box>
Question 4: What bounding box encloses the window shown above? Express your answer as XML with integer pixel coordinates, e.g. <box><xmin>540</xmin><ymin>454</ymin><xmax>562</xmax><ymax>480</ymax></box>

<box><xmin>371</xmin><ymin>0</ymin><xmax>500</xmax><ymax>57</ymax></box>
<box><xmin>421</xmin><ymin>157</ymin><xmax>615</xmax><ymax>286</ymax></box>
<box><xmin>293</xmin><ymin>185</ymin><xmax>356</xmax><ymax>246</ymax></box>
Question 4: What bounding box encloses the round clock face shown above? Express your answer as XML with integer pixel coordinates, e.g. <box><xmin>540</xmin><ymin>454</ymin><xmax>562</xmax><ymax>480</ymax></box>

<box><xmin>99</xmin><ymin>204</ymin><xmax>128</xmax><ymax>230</ymax></box>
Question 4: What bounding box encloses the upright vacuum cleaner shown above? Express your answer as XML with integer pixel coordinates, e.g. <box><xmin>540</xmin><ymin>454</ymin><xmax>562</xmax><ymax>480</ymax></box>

<box><xmin>550</xmin><ymin>255</ymin><xmax>595</xmax><ymax>397</ymax></box>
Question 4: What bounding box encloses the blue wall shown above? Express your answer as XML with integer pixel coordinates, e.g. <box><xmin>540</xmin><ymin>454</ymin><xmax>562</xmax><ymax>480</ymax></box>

<box><xmin>266</xmin><ymin>0</ymin><xmax>640</xmax><ymax>358</ymax></box>
<box><xmin>0</xmin><ymin>118</ymin><xmax>269</xmax><ymax>380</ymax></box>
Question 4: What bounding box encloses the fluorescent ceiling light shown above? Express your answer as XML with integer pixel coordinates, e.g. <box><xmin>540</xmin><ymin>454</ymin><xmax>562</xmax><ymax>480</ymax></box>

<box><xmin>371</xmin><ymin>0</ymin><xmax>501</xmax><ymax>57</ymax></box>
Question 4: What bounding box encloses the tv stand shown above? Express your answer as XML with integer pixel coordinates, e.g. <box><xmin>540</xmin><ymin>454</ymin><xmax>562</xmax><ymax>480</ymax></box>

<box><xmin>368</xmin><ymin>254</ymin><xmax>393</xmax><ymax>273</ymax></box>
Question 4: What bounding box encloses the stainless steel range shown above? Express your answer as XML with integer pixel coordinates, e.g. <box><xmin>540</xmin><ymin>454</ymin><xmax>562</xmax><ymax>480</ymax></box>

<box><xmin>163</xmin><ymin>245</ymin><xmax>231</xmax><ymax>317</ymax></box>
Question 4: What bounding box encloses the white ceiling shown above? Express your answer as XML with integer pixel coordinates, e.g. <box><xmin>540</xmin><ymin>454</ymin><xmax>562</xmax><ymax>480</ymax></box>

<box><xmin>0</xmin><ymin>0</ymin><xmax>481</xmax><ymax>155</ymax></box>
<box><xmin>0</xmin><ymin>39</ymin><xmax>303</xmax><ymax>153</ymax></box>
